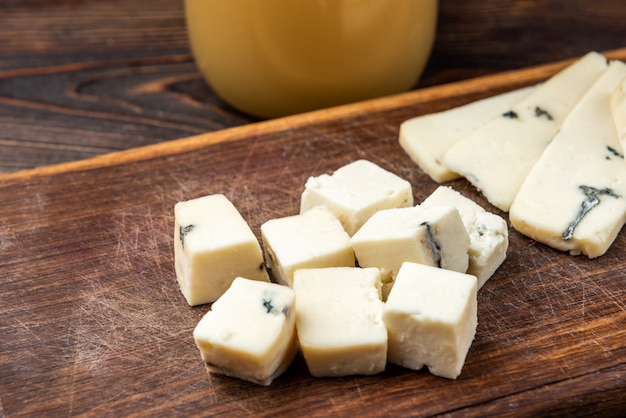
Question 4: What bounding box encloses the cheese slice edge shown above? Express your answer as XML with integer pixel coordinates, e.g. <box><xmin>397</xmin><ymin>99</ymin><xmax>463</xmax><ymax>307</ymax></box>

<box><xmin>443</xmin><ymin>51</ymin><xmax>608</xmax><ymax>211</ymax></box>
<box><xmin>510</xmin><ymin>60</ymin><xmax>626</xmax><ymax>258</ymax></box>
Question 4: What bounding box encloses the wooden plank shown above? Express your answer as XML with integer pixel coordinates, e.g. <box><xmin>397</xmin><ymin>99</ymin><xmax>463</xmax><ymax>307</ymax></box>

<box><xmin>1</xmin><ymin>50</ymin><xmax>625</xmax><ymax>417</ymax></box>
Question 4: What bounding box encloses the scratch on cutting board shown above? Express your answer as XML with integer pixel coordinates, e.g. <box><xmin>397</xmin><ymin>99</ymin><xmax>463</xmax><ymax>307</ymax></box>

<box><xmin>353</xmin><ymin>377</ymin><xmax>363</xmax><ymax>399</ymax></box>
<box><xmin>338</xmin><ymin>119</ymin><xmax>397</xmax><ymax>161</ymax></box>
<box><xmin>163</xmin><ymin>167</ymin><xmax>199</xmax><ymax>203</ymax></box>
<box><xmin>67</xmin><ymin>278</ymin><xmax>198</xmax><ymax>403</ymax></box>
<box><xmin>515</xmin><ymin>256</ymin><xmax>624</xmax><ymax>360</ymax></box>
<box><xmin>0</xmin><ymin>220</ymin><xmax>17</xmax><ymax>253</ymax></box>
<box><xmin>0</xmin><ymin>191</ymin><xmax>48</xmax><ymax>253</ymax></box>
<box><xmin>588</xmin><ymin>322</ymin><xmax>621</xmax><ymax>360</ymax></box>
<box><xmin>203</xmin><ymin>372</ymin><xmax>219</xmax><ymax>405</ymax></box>
<box><xmin>226</xmin><ymin>136</ymin><xmax>260</xmax><ymax>199</ymax></box>
<box><xmin>113</xmin><ymin>205</ymin><xmax>171</xmax><ymax>271</ymax></box>
<box><xmin>533</xmin><ymin>272</ymin><xmax>558</xmax><ymax>318</ymax></box>
<box><xmin>557</xmin><ymin>260</ymin><xmax>626</xmax><ymax>318</ymax></box>
<box><xmin>602</xmin><ymin>284</ymin><xmax>626</xmax><ymax>312</ymax></box>
<box><xmin>68</xmin><ymin>328</ymin><xmax>81</xmax><ymax>417</ymax></box>
<box><xmin>13</xmin><ymin>319</ymin><xmax>47</xmax><ymax>363</ymax></box>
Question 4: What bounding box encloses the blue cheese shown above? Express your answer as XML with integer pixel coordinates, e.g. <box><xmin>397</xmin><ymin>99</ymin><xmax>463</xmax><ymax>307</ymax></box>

<box><xmin>292</xmin><ymin>267</ymin><xmax>387</xmax><ymax>377</ymax></box>
<box><xmin>510</xmin><ymin>60</ymin><xmax>626</xmax><ymax>258</ymax></box>
<box><xmin>421</xmin><ymin>186</ymin><xmax>508</xmax><ymax>289</ymax></box>
<box><xmin>174</xmin><ymin>194</ymin><xmax>269</xmax><ymax>306</ymax></box>
<box><xmin>383</xmin><ymin>262</ymin><xmax>478</xmax><ymax>380</ymax></box>
<box><xmin>399</xmin><ymin>86</ymin><xmax>535</xmax><ymax>182</ymax></box>
<box><xmin>443</xmin><ymin>52</ymin><xmax>608</xmax><ymax>211</ymax></box>
<box><xmin>610</xmin><ymin>77</ymin><xmax>626</xmax><ymax>153</ymax></box>
<box><xmin>350</xmin><ymin>205</ymin><xmax>469</xmax><ymax>298</ymax></box>
<box><xmin>260</xmin><ymin>205</ymin><xmax>355</xmax><ymax>286</ymax></box>
<box><xmin>193</xmin><ymin>277</ymin><xmax>297</xmax><ymax>386</ymax></box>
<box><xmin>300</xmin><ymin>159</ymin><xmax>413</xmax><ymax>235</ymax></box>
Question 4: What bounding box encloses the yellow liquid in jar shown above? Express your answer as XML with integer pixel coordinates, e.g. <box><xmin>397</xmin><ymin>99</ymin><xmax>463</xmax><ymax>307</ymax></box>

<box><xmin>185</xmin><ymin>0</ymin><xmax>438</xmax><ymax>118</ymax></box>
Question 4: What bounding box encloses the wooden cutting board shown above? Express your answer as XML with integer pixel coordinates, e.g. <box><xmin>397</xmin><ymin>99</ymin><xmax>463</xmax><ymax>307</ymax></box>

<box><xmin>2</xmin><ymin>49</ymin><xmax>625</xmax><ymax>417</ymax></box>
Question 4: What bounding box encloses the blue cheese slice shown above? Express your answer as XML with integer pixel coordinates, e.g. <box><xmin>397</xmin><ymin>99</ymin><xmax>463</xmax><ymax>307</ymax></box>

<box><xmin>174</xmin><ymin>194</ymin><xmax>269</xmax><ymax>306</ymax></box>
<box><xmin>383</xmin><ymin>262</ymin><xmax>478</xmax><ymax>380</ymax></box>
<box><xmin>610</xmin><ymin>77</ymin><xmax>626</xmax><ymax>153</ymax></box>
<box><xmin>293</xmin><ymin>267</ymin><xmax>387</xmax><ymax>377</ymax></box>
<box><xmin>443</xmin><ymin>51</ymin><xmax>608</xmax><ymax>211</ymax></box>
<box><xmin>421</xmin><ymin>186</ymin><xmax>508</xmax><ymax>289</ymax></box>
<box><xmin>350</xmin><ymin>205</ymin><xmax>469</xmax><ymax>298</ymax></box>
<box><xmin>510</xmin><ymin>60</ymin><xmax>626</xmax><ymax>258</ymax></box>
<box><xmin>399</xmin><ymin>86</ymin><xmax>535</xmax><ymax>182</ymax></box>
<box><xmin>260</xmin><ymin>205</ymin><xmax>355</xmax><ymax>286</ymax></box>
<box><xmin>300</xmin><ymin>159</ymin><xmax>413</xmax><ymax>236</ymax></box>
<box><xmin>193</xmin><ymin>278</ymin><xmax>297</xmax><ymax>386</ymax></box>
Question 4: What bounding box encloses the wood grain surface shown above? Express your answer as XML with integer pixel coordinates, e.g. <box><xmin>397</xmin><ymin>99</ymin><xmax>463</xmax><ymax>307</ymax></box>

<box><xmin>1</xmin><ymin>50</ymin><xmax>625</xmax><ymax>417</ymax></box>
<box><xmin>2</xmin><ymin>0</ymin><xmax>626</xmax><ymax>174</ymax></box>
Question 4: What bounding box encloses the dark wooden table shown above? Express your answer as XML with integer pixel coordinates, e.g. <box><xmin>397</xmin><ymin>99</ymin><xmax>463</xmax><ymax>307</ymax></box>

<box><xmin>1</xmin><ymin>0</ymin><xmax>626</xmax><ymax>174</ymax></box>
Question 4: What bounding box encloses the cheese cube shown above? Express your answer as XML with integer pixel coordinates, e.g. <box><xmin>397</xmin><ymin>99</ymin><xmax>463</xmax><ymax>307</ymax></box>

<box><xmin>510</xmin><ymin>60</ymin><xmax>626</xmax><ymax>258</ymax></box>
<box><xmin>443</xmin><ymin>51</ymin><xmax>608</xmax><ymax>211</ymax></box>
<box><xmin>292</xmin><ymin>267</ymin><xmax>387</xmax><ymax>377</ymax></box>
<box><xmin>193</xmin><ymin>277</ymin><xmax>297</xmax><ymax>386</ymax></box>
<box><xmin>399</xmin><ymin>86</ymin><xmax>535</xmax><ymax>183</ymax></box>
<box><xmin>260</xmin><ymin>205</ymin><xmax>355</xmax><ymax>287</ymax></box>
<box><xmin>174</xmin><ymin>194</ymin><xmax>269</xmax><ymax>306</ymax></box>
<box><xmin>383</xmin><ymin>262</ymin><xmax>478</xmax><ymax>380</ymax></box>
<box><xmin>300</xmin><ymin>159</ymin><xmax>413</xmax><ymax>236</ymax></box>
<box><xmin>421</xmin><ymin>186</ymin><xmax>508</xmax><ymax>289</ymax></box>
<box><xmin>350</xmin><ymin>205</ymin><xmax>469</xmax><ymax>297</ymax></box>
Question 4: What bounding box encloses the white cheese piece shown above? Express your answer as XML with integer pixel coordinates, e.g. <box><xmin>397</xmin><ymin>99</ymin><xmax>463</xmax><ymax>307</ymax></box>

<box><xmin>292</xmin><ymin>267</ymin><xmax>387</xmax><ymax>377</ymax></box>
<box><xmin>300</xmin><ymin>159</ymin><xmax>413</xmax><ymax>236</ymax></box>
<box><xmin>399</xmin><ymin>86</ymin><xmax>535</xmax><ymax>183</ymax></box>
<box><xmin>421</xmin><ymin>186</ymin><xmax>508</xmax><ymax>289</ymax></box>
<box><xmin>383</xmin><ymin>262</ymin><xmax>478</xmax><ymax>380</ymax></box>
<box><xmin>610</xmin><ymin>76</ymin><xmax>626</xmax><ymax>153</ymax></box>
<box><xmin>443</xmin><ymin>51</ymin><xmax>608</xmax><ymax>211</ymax></box>
<box><xmin>193</xmin><ymin>277</ymin><xmax>297</xmax><ymax>386</ymax></box>
<box><xmin>260</xmin><ymin>205</ymin><xmax>355</xmax><ymax>287</ymax></box>
<box><xmin>350</xmin><ymin>205</ymin><xmax>469</xmax><ymax>298</ymax></box>
<box><xmin>510</xmin><ymin>60</ymin><xmax>626</xmax><ymax>258</ymax></box>
<box><xmin>174</xmin><ymin>194</ymin><xmax>269</xmax><ymax>306</ymax></box>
